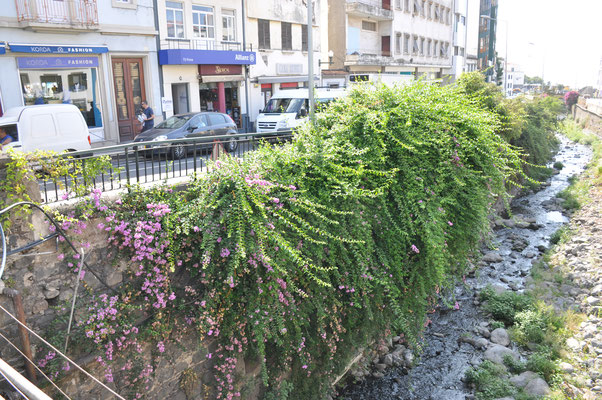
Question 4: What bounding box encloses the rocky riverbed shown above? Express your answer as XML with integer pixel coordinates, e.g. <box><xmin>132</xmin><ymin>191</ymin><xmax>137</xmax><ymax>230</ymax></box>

<box><xmin>338</xmin><ymin>135</ymin><xmax>593</xmax><ymax>400</ymax></box>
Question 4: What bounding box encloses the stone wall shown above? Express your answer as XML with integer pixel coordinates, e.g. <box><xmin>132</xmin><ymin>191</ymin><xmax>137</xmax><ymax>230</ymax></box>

<box><xmin>0</xmin><ymin>158</ymin><xmax>263</xmax><ymax>399</ymax></box>
<box><xmin>574</xmin><ymin>104</ymin><xmax>602</xmax><ymax>135</ymax></box>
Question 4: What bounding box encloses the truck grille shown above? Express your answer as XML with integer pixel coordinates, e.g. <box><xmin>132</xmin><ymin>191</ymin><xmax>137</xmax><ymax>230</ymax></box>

<box><xmin>258</xmin><ymin>122</ymin><xmax>277</xmax><ymax>130</ymax></box>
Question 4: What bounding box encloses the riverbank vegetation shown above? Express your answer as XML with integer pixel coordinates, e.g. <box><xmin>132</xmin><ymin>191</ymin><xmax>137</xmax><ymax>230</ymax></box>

<box><xmin>32</xmin><ymin>77</ymin><xmax>566</xmax><ymax>399</ymax></box>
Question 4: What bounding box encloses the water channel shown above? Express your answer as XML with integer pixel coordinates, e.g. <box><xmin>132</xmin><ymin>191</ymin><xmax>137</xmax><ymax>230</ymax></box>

<box><xmin>340</xmin><ymin>135</ymin><xmax>591</xmax><ymax>400</ymax></box>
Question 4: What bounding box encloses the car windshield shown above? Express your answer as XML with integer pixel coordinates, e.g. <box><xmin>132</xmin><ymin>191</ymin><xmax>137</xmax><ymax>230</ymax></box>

<box><xmin>263</xmin><ymin>98</ymin><xmax>305</xmax><ymax>114</ymax></box>
<box><xmin>155</xmin><ymin>115</ymin><xmax>193</xmax><ymax>129</ymax></box>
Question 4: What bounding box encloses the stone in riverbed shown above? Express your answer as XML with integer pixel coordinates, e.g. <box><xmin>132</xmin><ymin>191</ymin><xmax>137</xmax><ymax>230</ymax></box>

<box><xmin>490</xmin><ymin>328</ymin><xmax>511</xmax><ymax>347</ymax></box>
<box><xmin>484</xmin><ymin>345</ymin><xmax>519</xmax><ymax>365</ymax></box>
<box><xmin>524</xmin><ymin>377</ymin><xmax>551</xmax><ymax>396</ymax></box>
<box><xmin>510</xmin><ymin>371</ymin><xmax>539</xmax><ymax>388</ymax></box>
<box><xmin>482</xmin><ymin>252</ymin><xmax>504</xmax><ymax>263</ymax></box>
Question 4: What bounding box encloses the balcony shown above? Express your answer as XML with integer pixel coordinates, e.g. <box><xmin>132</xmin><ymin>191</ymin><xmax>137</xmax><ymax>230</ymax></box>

<box><xmin>158</xmin><ymin>39</ymin><xmax>257</xmax><ymax>66</ymax></box>
<box><xmin>160</xmin><ymin>39</ymin><xmax>248</xmax><ymax>52</ymax></box>
<box><xmin>15</xmin><ymin>0</ymin><xmax>99</xmax><ymax>30</ymax></box>
<box><xmin>346</xmin><ymin>0</ymin><xmax>393</xmax><ymax>21</ymax></box>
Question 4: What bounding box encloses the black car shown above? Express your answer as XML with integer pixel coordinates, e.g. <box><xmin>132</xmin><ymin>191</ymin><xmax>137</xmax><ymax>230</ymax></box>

<box><xmin>133</xmin><ymin>112</ymin><xmax>238</xmax><ymax>159</ymax></box>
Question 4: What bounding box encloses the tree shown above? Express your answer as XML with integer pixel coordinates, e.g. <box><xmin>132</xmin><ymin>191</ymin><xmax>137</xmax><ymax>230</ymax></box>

<box><xmin>525</xmin><ymin>76</ymin><xmax>544</xmax><ymax>85</ymax></box>
<box><xmin>564</xmin><ymin>91</ymin><xmax>579</xmax><ymax>109</ymax></box>
<box><xmin>495</xmin><ymin>53</ymin><xmax>504</xmax><ymax>86</ymax></box>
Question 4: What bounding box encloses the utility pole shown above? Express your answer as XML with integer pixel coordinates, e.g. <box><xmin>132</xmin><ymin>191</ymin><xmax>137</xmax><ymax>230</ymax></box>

<box><xmin>307</xmin><ymin>0</ymin><xmax>315</xmax><ymax>122</ymax></box>
<box><xmin>241</xmin><ymin>0</ymin><xmax>251</xmax><ymax>131</ymax></box>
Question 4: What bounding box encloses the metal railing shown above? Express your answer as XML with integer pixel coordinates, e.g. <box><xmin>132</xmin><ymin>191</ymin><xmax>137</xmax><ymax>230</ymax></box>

<box><xmin>36</xmin><ymin>132</ymin><xmax>293</xmax><ymax>204</ymax></box>
<box><xmin>160</xmin><ymin>39</ymin><xmax>252</xmax><ymax>52</ymax></box>
<box><xmin>15</xmin><ymin>0</ymin><xmax>99</xmax><ymax>26</ymax></box>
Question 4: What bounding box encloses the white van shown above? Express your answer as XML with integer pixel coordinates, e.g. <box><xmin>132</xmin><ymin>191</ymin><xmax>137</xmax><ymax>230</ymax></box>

<box><xmin>256</xmin><ymin>88</ymin><xmax>347</xmax><ymax>133</ymax></box>
<box><xmin>0</xmin><ymin>104</ymin><xmax>91</xmax><ymax>153</ymax></box>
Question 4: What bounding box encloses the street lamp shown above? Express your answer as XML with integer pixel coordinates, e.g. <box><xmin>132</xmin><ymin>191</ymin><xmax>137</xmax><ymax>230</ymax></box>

<box><xmin>480</xmin><ymin>15</ymin><xmax>509</xmax><ymax>97</ymax></box>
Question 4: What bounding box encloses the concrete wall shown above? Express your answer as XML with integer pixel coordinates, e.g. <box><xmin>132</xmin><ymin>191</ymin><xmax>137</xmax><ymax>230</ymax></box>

<box><xmin>575</xmin><ymin>104</ymin><xmax>602</xmax><ymax>136</ymax></box>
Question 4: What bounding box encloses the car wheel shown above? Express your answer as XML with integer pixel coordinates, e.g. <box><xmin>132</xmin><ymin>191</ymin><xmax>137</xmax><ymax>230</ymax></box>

<box><xmin>170</xmin><ymin>144</ymin><xmax>186</xmax><ymax>160</ymax></box>
<box><xmin>225</xmin><ymin>137</ymin><xmax>238</xmax><ymax>153</ymax></box>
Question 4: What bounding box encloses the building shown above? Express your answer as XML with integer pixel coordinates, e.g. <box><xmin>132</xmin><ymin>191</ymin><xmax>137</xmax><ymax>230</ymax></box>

<box><xmin>450</xmin><ymin>0</ymin><xmax>468</xmax><ymax>81</ymax></box>
<box><xmin>504</xmin><ymin>63</ymin><xmax>524</xmax><ymax>97</ymax></box>
<box><xmin>0</xmin><ymin>0</ymin><xmax>162</xmax><ymax>145</ymax></box>
<box><xmin>323</xmin><ymin>0</ymin><xmax>455</xmax><ymax>86</ymax></box>
<box><xmin>156</xmin><ymin>0</ymin><xmax>256</xmax><ymax>129</ymax></box>
<box><xmin>245</xmin><ymin>0</ymin><xmax>320</xmax><ymax>122</ymax></box>
<box><xmin>597</xmin><ymin>57</ymin><xmax>602</xmax><ymax>97</ymax></box>
<box><xmin>477</xmin><ymin>0</ymin><xmax>497</xmax><ymax>81</ymax></box>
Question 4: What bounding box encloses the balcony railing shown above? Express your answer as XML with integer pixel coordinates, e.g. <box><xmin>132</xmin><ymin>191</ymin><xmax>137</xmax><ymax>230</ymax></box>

<box><xmin>15</xmin><ymin>0</ymin><xmax>99</xmax><ymax>26</ymax></box>
<box><xmin>346</xmin><ymin>0</ymin><xmax>394</xmax><ymax>20</ymax></box>
<box><xmin>160</xmin><ymin>39</ymin><xmax>252</xmax><ymax>52</ymax></box>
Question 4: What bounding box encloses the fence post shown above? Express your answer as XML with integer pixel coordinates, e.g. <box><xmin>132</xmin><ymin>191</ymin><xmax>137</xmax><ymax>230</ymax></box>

<box><xmin>125</xmin><ymin>146</ymin><xmax>131</xmax><ymax>190</ymax></box>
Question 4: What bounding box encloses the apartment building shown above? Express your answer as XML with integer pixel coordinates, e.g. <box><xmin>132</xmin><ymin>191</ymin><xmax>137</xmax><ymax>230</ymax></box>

<box><xmin>504</xmin><ymin>63</ymin><xmax>525</xmax><ymax>97</ymax></box>
<box><xmin>245</xmin><ymin>0</ymin><xmax>321</xmax><ymax>121</ymax></box>
<box><xmin>156</xmin><ymin>0</ymin><xmax>256</xmax><ymax>129</ymax></box>
<box><xmin>323</xmin><ymin>0</ymin><xmax>454</xmax><ymax>85</ymax></box>
<box><xmin>450</xmin><ymin>0</ymin><xmax>468</xmax><ymax>80</ymax></box>
<box><xmin>0</xmin><ymin>0</ymin><xmax>162</xmax><ymax>144</ymax></box>
<box><xmin>477</xmin><ymin>0</ymin><xmax>497</xmax><ymax>80</ymax></box>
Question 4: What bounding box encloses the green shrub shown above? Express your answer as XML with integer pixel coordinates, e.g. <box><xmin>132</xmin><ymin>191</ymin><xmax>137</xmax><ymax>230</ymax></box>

<box><xmin>526</xmin><ymin>347</ymin><xmax>560</xmax><ymax>382</ymax></box>
<box><xmin>480</xmin><ymin>288</ymin><xmax>533</xmax><ymax>325</ymax></box>
<box><xmin>465</xmin><ymin>361</ymin><xmax>516</xmax><ymax>400</ymax></box>
<box><xmin>553</xmin><ymin>161</ymin><xmax>564</xmax><ymax>170</ymax></box>
<box><xmin>513</xmin><ymin>309</ymin><xmax>548</xmax><ymax>345</ymax></box>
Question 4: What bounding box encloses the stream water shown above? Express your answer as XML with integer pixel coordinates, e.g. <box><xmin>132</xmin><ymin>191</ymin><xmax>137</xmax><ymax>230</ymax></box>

<box><xmin>340</xmin><ymin>136</ymin><xmax>592</xmax><ymax>400</ymax></box>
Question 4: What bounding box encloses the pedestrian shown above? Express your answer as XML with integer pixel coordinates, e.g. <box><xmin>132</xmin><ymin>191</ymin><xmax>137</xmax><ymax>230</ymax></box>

<box><xmin>140</xmin><ymin>100</ymin><xmax>154</xmax><ymax>133</ymax></box>
<box><xmin>0</xmin><ymin>127</ymin><xmax>14</xmax><ymax>151</ymax></box>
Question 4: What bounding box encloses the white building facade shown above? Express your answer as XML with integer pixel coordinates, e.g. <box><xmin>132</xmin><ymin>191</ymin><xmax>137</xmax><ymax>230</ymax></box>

<box><xmin>504</xmin><ymin>63</ymin><xmax>524</xmax><ymax>97</ymax></box>
<box><xmin>156</xmin><ymin>0</ymin><xmax>256</xmax><ymax>130</ymax></box>
<box><xmin>450</xmin><ymin>0</ymin><xmax>468</xmax><ymax>80</ymax></box>
<box><xmin>323</xmin><ymin>0</ymin><xmax>454</xmax><ymax>86</ymax></box>
<box><xmin>245</xmin><ymin>0</ymin><xmax>321</xmax><ymax>122</ymax></box>
<box><xmin>0</xmin><ymin>0</ymin><xmax>162</xmax><ymax>145</ymax></box>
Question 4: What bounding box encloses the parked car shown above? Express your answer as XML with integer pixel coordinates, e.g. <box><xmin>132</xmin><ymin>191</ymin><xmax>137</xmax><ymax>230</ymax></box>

<box><xmin>0</xmin><ymin>104</ymin><xmax>91</xmax><ymax>153</ymax></box>
<box><xmin>133</xmin><ymin>112</ymin><xmax>238</xmax><ymax>159</ymax></box>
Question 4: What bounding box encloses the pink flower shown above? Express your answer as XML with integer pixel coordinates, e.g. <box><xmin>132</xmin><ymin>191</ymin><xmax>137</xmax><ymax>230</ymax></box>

<box><xmin>454</xmin><ymin>301</ymin><xmax>460</xmax><ymax>310</ymax></box>
<box><xmin>57</xmin><ymin>253</ymin><xmax>65</xmax><ymax>261</ymax></box>
<box><xmin>220</xmin><ymin>248</ymin><xmax>231</xmax><ymax>258</ymax></box>
<box><xmin>411</xmin><ymin>244</ymin><xmax>420</xmax><ymax>254</ymax></box>
<box><xmin>447</xmin><ymin>221</ymin><xmax>453</xmax><ymax>226</ymax></box>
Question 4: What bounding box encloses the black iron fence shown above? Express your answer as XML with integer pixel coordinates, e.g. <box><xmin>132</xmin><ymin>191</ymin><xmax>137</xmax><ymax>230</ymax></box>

<box><xmin>37</xmin><ymin>132</ymin><xmax>293</xmax><ymax>204</ymax></box>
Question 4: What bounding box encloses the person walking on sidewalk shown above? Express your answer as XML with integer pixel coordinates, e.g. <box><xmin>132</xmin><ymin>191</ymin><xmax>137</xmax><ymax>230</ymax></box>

<box><xmin>140</xmin><ymin>100</ymin><xmax>154</xmax><ymax>133</ymax></box>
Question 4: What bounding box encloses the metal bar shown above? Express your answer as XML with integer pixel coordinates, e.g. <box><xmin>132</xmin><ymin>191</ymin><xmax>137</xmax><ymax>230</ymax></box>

<box><xmin>125</xmin><ymin>147</ymin><xmax>131</xmax><ymax>188</ymax></box>
<box><xmin>3</xmin><ymin>290</ymin><xmax>37</xmax><ymax>384</ymax></box>
<box><xmin>134</xmin><ymin>147</ymin><xmax>140</xmax><ymax>183</ymax></box>
<box><xmin>64</xmin><ymin>249</ymin><xmax>85</xmax><ymax>352</ymax></box>
<box><xmin>6</xmin><ymin>233</ymin><xmax>58</xmax><ymax>257</ymax></box>
<box><xmin>0</xmin><ymin>358</ymin><xmax>50</xmax><ymax>400</ymax></box>
<box><xmin>193</xmin><ymin>144</ymin><xmax>197</xmax><ymax>173</ymax></box>
<box><xmin>144</xmin><ymin>151</ymin><xmax>148</xmax><ymax>183</ymax></box>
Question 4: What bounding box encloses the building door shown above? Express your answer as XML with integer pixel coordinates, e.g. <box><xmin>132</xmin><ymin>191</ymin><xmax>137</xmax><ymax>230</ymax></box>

<box><xmin>112</xmin><ymin>58</ymin><xmax>146</xmax><ymax>142</ymax></box>
<box><xmin>381</xmin><ymin>36</ymin><xmax>391</xmax><ymax>56</ymax></box>
<box><xmin>171</xmin><ymin>83</ymin><xmax>189</xmax><ymax>115</ymax></box>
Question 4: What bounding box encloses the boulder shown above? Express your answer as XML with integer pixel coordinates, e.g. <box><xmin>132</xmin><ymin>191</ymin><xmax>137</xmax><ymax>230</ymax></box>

<box><xmin>482</xmin><ymin>252</ymin><xmax>504</xmax><ymax>263</ymax></box>
<box><xmin>510</xmin><ymin>371</ymin><xmax>539</xmax><ymax>388</ymax></box>
<box><xmin>524</xmin><ymin>377</ymin><xmax>551</xmax><ymax>396</ymax></box>
<box><xmin>490</xmin><ymin>328</ymin><xmax>511</xmax><ymax>347</ymax></box>
<box><xmin>484</xmin><ymin>345</ymin><xmax>519</xmax><ymax>365</ymax></box>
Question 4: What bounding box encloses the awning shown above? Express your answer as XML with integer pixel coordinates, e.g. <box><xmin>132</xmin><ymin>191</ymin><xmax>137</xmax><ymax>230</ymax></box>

<box><xmin>159</xmin><ymin>49</ymin><xmax>256</xmax><ymax>65</ymax></box>
<box><xmin>257</xmin><ymin>75</ymin><xmax>320</xmax><ymax>84</ymax></box>
<box><xmin>0</xmin><ymin>43</ymin><xmax>5</xmax><ymax>55</ymax></box>
<box><xmin>8</xmin><ymin>43</ymin><xmax>108</xmax><ymax>54</ymax></box>
<box><xmin>200</xmin><ymin>75</ymin><xmax>244</xmax><ymax>83</ymax></box>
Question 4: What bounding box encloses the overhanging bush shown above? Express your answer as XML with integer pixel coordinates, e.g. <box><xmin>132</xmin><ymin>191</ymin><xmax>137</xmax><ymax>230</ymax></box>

<box><xmin>44</xmin><ymin>82</ymin><xmax>532</xmax><ymax>399</ymax></box>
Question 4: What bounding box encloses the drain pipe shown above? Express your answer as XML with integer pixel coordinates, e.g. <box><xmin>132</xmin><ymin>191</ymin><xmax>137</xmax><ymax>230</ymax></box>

<box><xmin>1</xmin><ymin>288</ymin><xmax>37</xmax><ymax>384</ymax></box>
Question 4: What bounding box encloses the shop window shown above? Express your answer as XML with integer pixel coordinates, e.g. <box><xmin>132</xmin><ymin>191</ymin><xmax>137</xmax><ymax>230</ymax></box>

<box><xmin>166</xmin><ymin>1</ymin><xmax>184</xmax><ymax>39</ymax></box>
<box><xmin>301</xmin><ymin>25</ymin><xmax>308</xmax><ymax>51</ymax></box>
<box><xmin>192</xmin><ymin>5</ymin><xmax>214</xmax><ymax>40</ymax></box>
<box><xmin>281</xmin><ymin>22</ymin><xmax>292</xmax><ymax>50</ymax></box>
<box><xmin>68</xmin><ymin>73</ymin><xmax>87</xmax><ymax>92</ymax></box>
<box><xmin>222</xmin><ymin>9</ymin><xmax>236</xmax><ymax>42</ymax></box>
<box><xmin>258</xmin><ymin>19</ymin><xmax>271</xmax><ymax>49</ymax></box>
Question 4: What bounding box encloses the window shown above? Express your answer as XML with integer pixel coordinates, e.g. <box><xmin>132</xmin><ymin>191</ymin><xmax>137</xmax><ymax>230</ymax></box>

<box><xmin>258</xmin><ymin>19</ymin><xmax>271</xmax><ymax>49</ymax></box>
<box><xmin>166</xmin><ymin>1</ymin><xmax>184</xmax><ymax>39</ymax></box>
<box><xmin>222</xmin><ymin>9</ymin><xmax>236</xmax><ymax>42</ymax></box>
<box><xmin>433</xmin><ymin>40</ymin><xmax>438</xmax><ymax>57</ymax></box>
<box><xmin>112</xmin><ymin>0</ymin><xmax>136</xmax><ymax>8</ymax></box>
<box><xmin>302</xmin><ymin>24</ymin><xmax>308</xmax><ymax>51</ymax></box>
<box><xmin>420</xmin><ymin>37</ymin><xmax>424</xmax><ymax>55</ymax></box>
<box><xmin>412</xmin><ymin>35</ymin><xmax>419</xmax><ymax>55</ymax></box>
<box><xmin>440</xmin><ymin>42</ymin><xmax>447</xmax><ymax>58</ymax></box>
<box><xmin>413</xmin><ymin>0</ymin><xmax>420</xmax><ymax>15</ymax></box>
<box><xmin>421</xmin><ymin>0</ymin><xmax>426</xmax><ymax>17</ymax></box>
<box><xmin>427</xmin><ymin>2</ymin><xmax>431</xmax><ymax>18</ymax></box>
<box><xmin>208</xmin><ymin>114</ymin><xmax>226</xmax><ymax>125</ymax></box>
<box><xmin>427</xmin><ymin>39</ymin><xmax>432</xmax><ymax>56</ymax></box>
<box><xmin>404</xmin><ymin>0</ymin><xmax>409</xmax><ymax>12</ymax></box>
<box><xmin>395</xmin><ymin>32</ymin><xmax>402</xmax><ymax>54</ymax></box>
<box><xmin>192</xmin><ymin>5</ymin><xmax>214</xmax><ymax>39</ymax></box>
<box><xmin>434</xmin><ymin>5</ymin><xmax>440</xmax><ymax>21</ymax></box>
<box><xmin>281</xmin><ymin>22</ymin><xmax>292</xmax><ymax>50</ymax></box>
<box><xmin>404</xmin><ymin>34</ymin><xmax>410</xmax><ymax>54</ymax></box>
<box><xmin>362</xmin><ymin>20</ymin><xmax>376</xmax><ymax>31</ymax></box>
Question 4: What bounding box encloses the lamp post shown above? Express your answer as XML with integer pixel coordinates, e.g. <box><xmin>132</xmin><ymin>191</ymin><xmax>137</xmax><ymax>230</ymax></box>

<box><xmin>480</xmin><ymin>15</ymin><xmax>508</xmax><ymax>97</ymax></box>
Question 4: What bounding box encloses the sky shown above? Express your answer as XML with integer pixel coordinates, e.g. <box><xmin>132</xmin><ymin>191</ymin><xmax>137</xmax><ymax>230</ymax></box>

<box><xmin>495</xmin><ymin>0</ymin><xmax>602</xmax><ymax>89</ymax></box>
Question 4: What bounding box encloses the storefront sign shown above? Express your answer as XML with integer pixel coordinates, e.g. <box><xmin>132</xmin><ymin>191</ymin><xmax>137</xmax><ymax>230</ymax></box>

<box><xmin>161</xmin><ymin>97</ymin><xmax>173</xmax><ymax>113</ymax></box>
<box><xmin>17</xmin><ymin>57</ymin><xmax>99</xmax><ymax>69</ymax></box>
<box><xmin>276</xmin><ymin>63</ymin><xmax>304</xmax><ymax>75</ymax></box>
<box><xmin>198</xmin><ymin>65</ymin><xmax>243</xmax><ymax>76</ymax></box>
<box><xmin>9</xmin><ymin>43</ymin><xmax>108</xmax><ymax>54</ymax></box>
<box><xmin>159</xmin><ymin>49</ymin><xmax>256</xmax><ymax>65</ymax></box>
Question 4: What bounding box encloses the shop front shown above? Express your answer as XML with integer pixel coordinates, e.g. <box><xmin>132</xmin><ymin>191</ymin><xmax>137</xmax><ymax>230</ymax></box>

<box><xmin>158</xmin><ymin>48</ymin><xmax>256</xmax><ymax>128</ymax></box>
<box><xmin>7</xmin><ymin>43</ymin><xmax>108</xmax><ymax>142</ymax></box>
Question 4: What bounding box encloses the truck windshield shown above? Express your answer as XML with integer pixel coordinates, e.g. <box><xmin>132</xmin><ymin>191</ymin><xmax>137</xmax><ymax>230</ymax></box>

<box><xmin>263</xmin><ymin>98</ymin><xmax>305</xmax><ymax>114</ymax></box>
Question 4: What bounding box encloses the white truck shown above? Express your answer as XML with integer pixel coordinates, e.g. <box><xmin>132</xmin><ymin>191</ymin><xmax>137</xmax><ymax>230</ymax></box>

<box><xmin>0</xmin><ymin>104</ymin><xmax>91</xmax><ymax>153</ymax></box>
<box><xmin>256</xmin><ymin>88</ymin><xmax>347</xmax><ymax>133</ymax></box>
